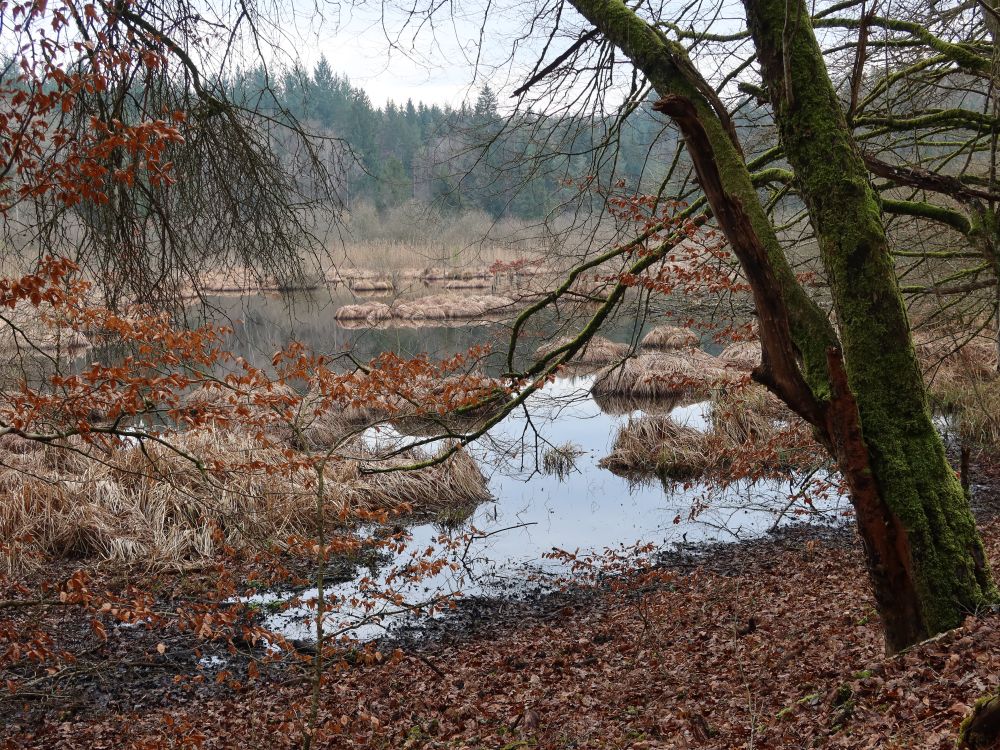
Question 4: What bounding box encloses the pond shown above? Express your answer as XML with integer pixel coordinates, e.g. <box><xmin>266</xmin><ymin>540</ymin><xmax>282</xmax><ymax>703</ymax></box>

<box><xmin>212</xmin><ymin>290</ymin><xmax>847</xmax><ymax>643</ymax></box>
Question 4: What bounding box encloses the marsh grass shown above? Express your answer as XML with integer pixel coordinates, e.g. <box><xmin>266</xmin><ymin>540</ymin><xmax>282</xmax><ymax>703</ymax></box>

<box><xmin>335</xmin><ymin>293</ymin><xmax>516</xmax><ymax>323</ymax></box>
<box><xmin>540</xmin><ymin>442</ymin><xmax>586</xmax><ymax>479</ymax></box>
<box><xmin>0</xmin><ymin>427</ymin><xmax>490</xmax><ymax>572</ymax></box>
<box><xmin>908</xmin><ymin>326</ymin><xmax>1000</xmax><ymax>448</ymax></box>
<box><xmin>640</xmin><ymin>325</ymin><xmax>699</xmax><ymax>351</ymax></box>
<box><xmin>337</xmin><ymin>201</ymin><xmax>566</xmax><ymax>271</ymax></box>
<box><xmin>601</xmin><ymin>384</ymin><xmax>824</xmax><ymax>481</ymax></box>
<box><xmin>0</xmin><ymin>301</ymin><xmax>92</xmax><ymax>357</ymax></box>
<box><xmin>591</xmin><ymin>350</ymin><xmax>737</xmax><ymax>401</ymax></box>
<box><xmin>535</xmin><ymin>335</ymin><xmax>630</xmax><ymax>366</ymax></box>
<box><xmin>718</xmin><ymin>341</ymin><xmax>761</xmax><ymax>371</ymax></box>
<box><xmin>600</xmin><ymin>417</ymin><xmax>710</xmax><ymax>480</ymax></box>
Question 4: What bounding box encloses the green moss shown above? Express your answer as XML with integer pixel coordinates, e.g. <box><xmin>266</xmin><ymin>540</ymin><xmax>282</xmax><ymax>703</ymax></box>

<box><xmin>958</xmin><ymin>693</ymin><xmax>1000</xmax><ymax>749</ymax></box>
<box><xmin>882</xmin><ymin>199</ymin><xmax>973</xmax><ymax>235</ymax></box>
<box><xmin>572</xmin><ymin>0</ymin><xmax>996</xmax><ymax>650</ymax></box>
<box><xmin>744</xmin><ymin>0</ymin><xmax>997</xmax><ymax>646</ymax></box>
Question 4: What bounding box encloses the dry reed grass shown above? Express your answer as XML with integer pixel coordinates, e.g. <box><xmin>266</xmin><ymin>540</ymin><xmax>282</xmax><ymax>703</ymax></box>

<box><xmin>338</xmin><ymin>443</ymin><xmax>491</xmax><ymax>515</ymax></box>
<box><xmin>913</xmin><ymin>327</ymin><xmax>996</xmax><ymax>388</ymax></box>
<box><xmin>569</xmin><ymin>276</ymin><xmax>613</xmax><ymax>299</ymax></box>
<box><xmin>422</xmin><ymin>267</ymin><xmax>493</xmax><ymax>282</ymax></box>
<box><xmin>348</xmin><ymin>279</ymin><xmax>395</xmax><ymax>293</ymax></box>
<box><xmin>540</xmin><ymin>442</ymin><xmax>585</xmax><ymax>479</ymax></box>
<box><xmin>709</xmin><ymin>384</ymin><xmax>794</xmax><ymax>443</ymax></box>
<box><xmin>334</xmin><ymin>301</ymin><xmax>393</xmax><ymax>323</ymax></box>
<box><xmin>0</xmin><ymin>302</ymin><xmax>91</xmax><ymax>356</ymax></box>
<box><xmin>535</xmin><ymin>336</ymin><xmax>629</xmax><ymax>366</ymax></box>
<box><xmin>910</xmin><ymin>328</ymin><xmax>1000</xmax><ymax>449</ymax></box>
<box><xmin>718</xmin><ymin>341</ymin><xmax>761</xmax><ymax>371</ymax></box>
<box><xmin>339</xmin><ymin>201</ymin><xmax>561</xmax><ymax>272</ymax></box>
<box><xmin>949</xmin><ymin>382</ymin><xmax>1000</xmax><ymax>447</ymax></box>
<box><xmin>334</xmin><ymin>317</ymin><xmax>491</xmax><ymax>331</ymax></box>
<box><xmin>640</xmin><ymin>326</ymin><xmax>699</xmax><ymax>351</ymax></box>
<box><xmin>591</xmin><ymin>350</ymin><xmax>735</xmax><ymax>401</ymax></box>
<box><xmin>444</xmin><ymin>279</ymin><xmax>492</xmax><ymax>289</ymax></box>
<box><xmin>600</xmin><ymin>417</ymin><xmax>709</xmax><ymax>480</ymax></box>
<box><xmin>298</xmin><ymin>405</ymin><xmax>385</xmax><ymax>449</ymax></box>
<box><xmin>0</xmin><ymin>426</ymin><xmax>490</xmax><ymax>571</ymax></box>
<box><xmin>600</xmin><ymin>384</ymin><xmax>822</xmax><ymax>480</ymax></box>
<box><xmin>388</xmin><ymin>376</ymin><xmax>510</xmax><ymax>437</ymax></box>
<box><xmin>392</xmin><ymin>294</ymin><xmax>515</xmax><ymax>320</ymax></box>
<box><xmin>335</xmin><ymin>294</ymin><xmax>515</xmax><ymax>323</ymax></box>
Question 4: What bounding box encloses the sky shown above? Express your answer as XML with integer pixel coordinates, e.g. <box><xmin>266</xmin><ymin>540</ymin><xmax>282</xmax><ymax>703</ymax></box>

<box><xmin>257</xmin><ymin>0</ymin><xmax>755</xmax><ymax>110</ymax></box>
<box><xmin>2</xmin><ymin>0</ymin><xmax>756</xmax><ymax>111</ymax></box>
<box><xmin>276</xmin><ymin>0</ymin><xmax>527</xmax><ymax>108</ymax></box>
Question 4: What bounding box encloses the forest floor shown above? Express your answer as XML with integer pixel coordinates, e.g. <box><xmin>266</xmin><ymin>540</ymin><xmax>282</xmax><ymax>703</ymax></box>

<box><xmin>5</xmin><ymin>457</ymin><xmax>1000</xmax><ymax>749</ymax></box>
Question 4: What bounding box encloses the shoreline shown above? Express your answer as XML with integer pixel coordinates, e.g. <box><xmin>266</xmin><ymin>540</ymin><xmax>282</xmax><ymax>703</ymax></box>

<box><xmin>5</xmin><ymin>451</ymin><xmax>1000</xmax><ymax>747</ymax></box>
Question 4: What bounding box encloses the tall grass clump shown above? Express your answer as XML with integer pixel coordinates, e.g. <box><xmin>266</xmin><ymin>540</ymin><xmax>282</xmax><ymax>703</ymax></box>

<box><xmin>541</xmin><ymin>442</ymin><xmax>586</xmax><ymax>479</ymax></box>
<box><xmin>0</xmin><ymin>428</ymin><xmax>490</xmax><ymax>572</ymax></box>
<box><xmin>535</xmin><ymin>335</ymin><xmax>630</xmax><ymax>366</ymax></box>
<box><xmin>335</xmin><ymin>293</ymin><xmax>515</xmax><ymax>323</ymax></box>
<box><xmin>600</xmin><ymin>417</ymin><xmax>710</xmax><ymax>480</ymax></box>
<box><xmin>591</xmin><ymin>350</ymin><xmax>735</xmax><ymax>401</ymax></box>
<box><xmin>640</xmin><ymin>325</ymin><xmax>698</xmax><ymax>351</ymax></box>
<box><xmin>339</xmin><ymin>201</ymin><xmax>558</xmax><ymax>273</ymax></box>
<box><xmin>718</xmin><ymin>340</ymin><xmax>761</xmax><ymax>371</ymax></box>
<box><xmin>910</xmin><ymin>327</ymin><xmax>1000</xmax><ymax>449</ymax></box>
<box><xmin>600</xmin><ymin>384</ymin><xmax>824</xmax><ymax>481</ymax></box>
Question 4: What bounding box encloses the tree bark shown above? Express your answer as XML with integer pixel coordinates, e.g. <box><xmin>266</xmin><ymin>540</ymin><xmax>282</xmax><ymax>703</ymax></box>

<box><xmin>566</xmin><ymin>0</ymin><xmax>997</xmax><ymax>653</ymax></box>
<box><xmin>651</xmin><ymin>95</ymin><xmax>823</xmax><ymax>427</ymax></box>
<box><xmin>742</xmin><ymin>0</ymin><xmax>995</xmax><ymax>652</ymax></box>
<box><xmin>566</xmin><ymin>0</ymin><xmax>839</xmax><ymax>403</ymax></box>
<box><xmin>652</xmin><ymin>94</ymin><xmax>939</xmax><ymax>650</ymax></box>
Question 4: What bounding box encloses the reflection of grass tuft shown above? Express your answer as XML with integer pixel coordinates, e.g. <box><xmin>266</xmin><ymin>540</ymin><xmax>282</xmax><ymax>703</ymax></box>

<box><xmin>541</xmin><ymin>442</ymin><xmax>585</xmax><ymax>479</ymax></box>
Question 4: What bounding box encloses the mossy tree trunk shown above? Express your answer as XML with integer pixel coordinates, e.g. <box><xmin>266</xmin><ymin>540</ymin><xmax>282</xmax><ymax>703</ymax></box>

<box><xmin>566</xmin><ymin>0</ymin><xmax>839</xmax><ymax>407</ymax></box>
<box><xmin>743</xmin><ymin>0</ymin><xmax>995</xmax><ymax>652</ymax></box>
<box><xmin>567</xmin><ymin>0</ymin><xmax>997</xmax><ymax>652</ymax></box>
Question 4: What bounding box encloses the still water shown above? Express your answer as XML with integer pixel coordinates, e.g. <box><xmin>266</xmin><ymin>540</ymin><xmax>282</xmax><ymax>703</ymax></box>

<box><xmin>214</xmin><ymin>291</ymin><xmax>845</xmax><ymax>642</ymax></box>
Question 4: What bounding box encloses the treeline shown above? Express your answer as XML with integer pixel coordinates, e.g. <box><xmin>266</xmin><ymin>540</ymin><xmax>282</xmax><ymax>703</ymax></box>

<box><xmin>228</xmin><ymin>57</ymin><xmax>680</xmax><ymax>220</ymax></box>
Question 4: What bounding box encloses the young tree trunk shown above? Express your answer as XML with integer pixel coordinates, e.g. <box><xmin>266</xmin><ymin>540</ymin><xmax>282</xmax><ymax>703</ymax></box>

<box><xmin>742</xmin><ymin>0</ymin><xmax>995</xmax><ymax>652</ymax></box>
<box><xmin>567</xmin><ymin>0</ymin><xmax>997</xmax><ymax>652</ymax></box>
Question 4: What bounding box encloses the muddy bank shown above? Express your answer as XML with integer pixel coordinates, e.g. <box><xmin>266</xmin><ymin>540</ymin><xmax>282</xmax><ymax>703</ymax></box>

<box><xmin>1</xmin><ymin>518</ymin><xmax>850</xmax><ymax>741</ymax></box>
<box><xmin>10</xmin><ymin>509</ymin><xmax>1000</xmax><ymax>748</ymax></box>
<box><xmin>388</xmin><ymin>440</ymin><xmax>1000</xmax><ymax>650</ymax></box>
<box><xmin>5</xmin><ymin>440</ymin><xmax>1000</xmax><ymax>748</ymax></box>
<box><xmin>385</xmin><ymin>521</ymin><xmax>854</xmax><ymax>653</ymax></box>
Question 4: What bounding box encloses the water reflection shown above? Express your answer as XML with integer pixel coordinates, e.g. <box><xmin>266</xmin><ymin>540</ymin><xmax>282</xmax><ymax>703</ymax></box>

<box><xmin>181</xmin><ymin>291</ymin><xmax>841</xmax><ymax>641</ymax></box>
<box><xmin>254</xmin><ymin>374</ymin><xmax>844</xmax><ymax>642</ymax></box>
<box><xmin>202</xmin><ymin>289</ymin><xmax>728</xmax><ymax>376</ymax></box>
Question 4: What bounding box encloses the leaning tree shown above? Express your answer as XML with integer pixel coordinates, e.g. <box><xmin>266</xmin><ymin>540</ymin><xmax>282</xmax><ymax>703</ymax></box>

<box><xmin>379</xmin><ymin>0</ymin><xmax>1000</xmax><ymax>653</ymax></box>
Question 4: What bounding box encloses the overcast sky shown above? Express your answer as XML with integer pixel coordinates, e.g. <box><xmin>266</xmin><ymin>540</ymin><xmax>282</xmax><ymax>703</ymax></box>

<box><xmin>280</xmin><ymin>0</ymin><xmax>525</xmax><ymax>108</ymax></box>
<box><xmin>265</xmin><ymin>0</ymin><xmax>754</xmax><ymax>110</ymax></box>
